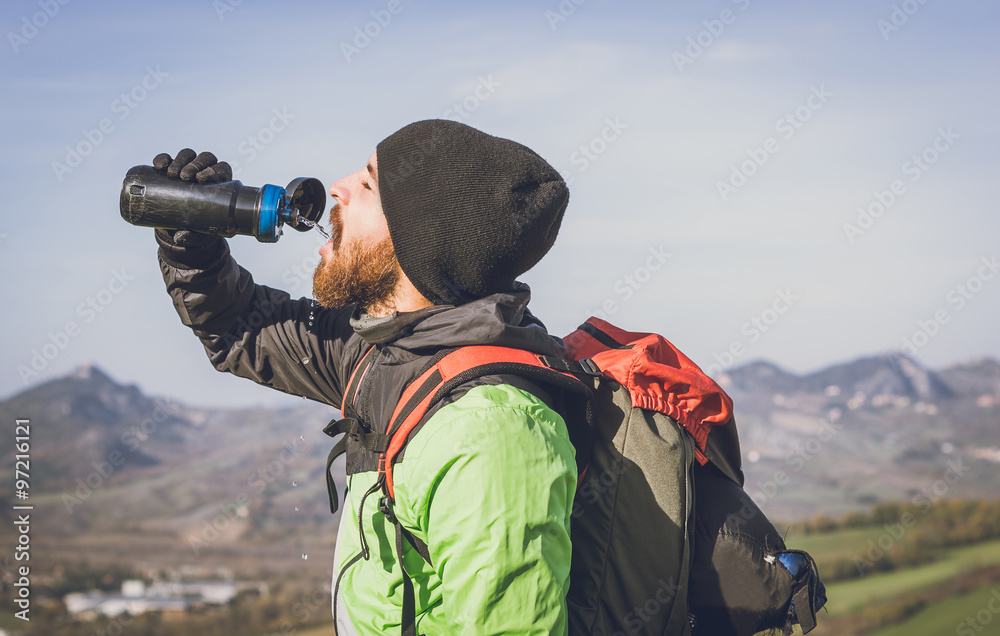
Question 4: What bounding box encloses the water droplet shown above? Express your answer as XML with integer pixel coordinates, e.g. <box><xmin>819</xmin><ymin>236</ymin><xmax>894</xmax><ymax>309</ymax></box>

<box><xmin>301</xmin><ymin>553</ymin><xmax>308</xmax><ymax>560</ymax></box>
<box><xmin>298</xmin><ymin>218</ymin><xmax>331</xmax><ymax>240</ymax></box>
<box><xmin>294</xmin><ymin>506</ymin><xmax>300</xmax><ymax>512</ymax></box>
<box><xmin>302</xmin><ymin>357</ymin><xmax>310</xmax><ymax>364</ymax></box>
<box><xmin>292</xmin><ymin>481</ymin><xmax>298</xmax><ymax>487</ymax></box>
<box><xmin>299</xmin><ymin>435</ymin><xmax>304</xmax><ymax>441</ymax></box>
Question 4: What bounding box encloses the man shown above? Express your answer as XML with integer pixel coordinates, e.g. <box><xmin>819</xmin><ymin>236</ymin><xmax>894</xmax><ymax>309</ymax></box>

<box><xmin>153</xmin><ymin>120</ymin><xmax>579</xmax><ymax>635</ymax></box>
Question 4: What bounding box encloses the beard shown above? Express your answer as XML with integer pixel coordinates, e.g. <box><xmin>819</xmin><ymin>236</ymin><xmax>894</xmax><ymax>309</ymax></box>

<box><xmin>312</xmin><ymin>205</ymin><xmax>401</xmax><ymax>315</ymax></box>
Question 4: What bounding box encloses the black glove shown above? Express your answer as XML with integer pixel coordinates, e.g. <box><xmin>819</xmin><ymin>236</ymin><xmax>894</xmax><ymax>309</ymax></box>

<box><xmin>151</xmin><ymin>149</ymin><xmax>232</xmax><ymax>249</ymax></box>
<box><xmin>152</xmin><ymin>148</ymin><xmax>233</xmax><ymax>184</ymax></box>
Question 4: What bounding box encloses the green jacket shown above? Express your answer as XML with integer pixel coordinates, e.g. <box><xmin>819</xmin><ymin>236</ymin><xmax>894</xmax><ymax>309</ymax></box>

<box><xmin>335</xmin><ymin>383</ymin><xmax>576</xmax><ymax>635</ymax></box>
<box><xmin>155</xmin><ymin>230</ymin><xmax>578</xmax><ymax>635</ymax></box>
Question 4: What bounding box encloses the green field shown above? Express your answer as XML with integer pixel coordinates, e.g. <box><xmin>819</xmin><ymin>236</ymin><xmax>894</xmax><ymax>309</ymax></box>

<box><xmin>790</xmin><ymin>526</ymin><xmax>897</xmax><ymax>570</ymax></box>
<box><xmin>786</xmin><ymin>531</ymin><xmax>1000</xmax><ymax>635</ymax></box>
<box><xmin>815</xmin><ymin>539</ymin><xmax>1000</xmax><ymax>616</ymax></box>
<box><xmin>874</xmin><ymin>582</ymin><xmax>1000</xmax><ymax>636</ymax></box>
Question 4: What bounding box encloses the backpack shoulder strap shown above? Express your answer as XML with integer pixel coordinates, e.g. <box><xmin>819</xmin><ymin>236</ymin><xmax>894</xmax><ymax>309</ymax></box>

<box><xmin>341</xmin><ymin>345</ymin><xmax>378</xmax><ymax>418</ymax></box>
<box><xmin>320</xmin><ymin>345</ymin><xmax>380</xmax><ymax>514</ymax></box>
<box><xmin>321</xmin><ymin>343</ymin><xmax>596</xmax><ymax>512</ymax></box>
<box><xmin>380</xmin><ymin>345</ymin><xmax>593</xmax><ymax>499</ymax></box>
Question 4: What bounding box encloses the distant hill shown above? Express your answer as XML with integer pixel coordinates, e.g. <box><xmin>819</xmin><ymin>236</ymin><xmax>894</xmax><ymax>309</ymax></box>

<box><xmin>936</xmin><ymin>357</ymin><xmax>1000</xmax><ymax>397</ymax></box>
<box><xmin>717</xmin><ymin>354</ymin><xmax>1000</xmax><ymax>519</ymax></box>
<box><xmin>0</xmin><ymin>365</ymin><xmax>341</xmax><ymax>546</ymax></box>
<box><xmin>1</xmin><ymin>365</ymin><xmax>191</xmax><ymax>489</ymax></box>
<box><xmin>721</xmin><ymin>353</ymin><xmax>956</xmax><ymax>401</ymax></box>
<box><xmin>2</xmin><ymin>354</ymin><xmax>998</xmax><ymax>545</ymax></box>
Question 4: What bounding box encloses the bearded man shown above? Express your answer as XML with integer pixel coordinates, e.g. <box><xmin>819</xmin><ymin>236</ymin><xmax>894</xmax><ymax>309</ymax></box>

<box><xmin>153</xmin><ymin>119</ymin><xmax>580</xmax><ymax>635</ymax></box>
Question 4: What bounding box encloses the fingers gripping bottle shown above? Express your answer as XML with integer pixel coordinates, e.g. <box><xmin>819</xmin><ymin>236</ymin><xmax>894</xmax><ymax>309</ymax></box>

<box><xmin>119</xmin><ymin>165</ymin><xmax>326</xmax><ymax>243</ymax></box>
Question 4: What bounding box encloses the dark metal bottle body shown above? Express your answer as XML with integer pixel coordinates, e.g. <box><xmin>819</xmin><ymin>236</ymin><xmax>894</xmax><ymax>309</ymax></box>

<box><xmin>119</xmin><ymin>165</ymin><xmax>325</xmax><ymax>243</ymax></box>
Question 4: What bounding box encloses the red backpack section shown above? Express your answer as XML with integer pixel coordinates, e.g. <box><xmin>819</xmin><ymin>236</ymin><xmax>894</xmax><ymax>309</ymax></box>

<box><xmin>564</xmin><ymin>317</ymin><xmax>734</xmax><ymax>465</ymax></box>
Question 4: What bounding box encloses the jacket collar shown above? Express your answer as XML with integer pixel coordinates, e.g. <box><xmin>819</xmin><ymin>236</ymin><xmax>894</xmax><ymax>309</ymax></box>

<box><xmin>351</xmin><ymin>283</ymin><xmax>567</xmax><ymax>358</ymax></box>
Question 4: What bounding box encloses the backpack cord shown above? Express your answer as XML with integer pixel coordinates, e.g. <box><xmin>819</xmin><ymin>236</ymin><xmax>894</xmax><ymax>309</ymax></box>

<box><xmin>356</xmin><ymin>475</ymin><xmax>385</xmax><ymax>561</ymax></box>
<box><xmin>380</xmin><ymin>493</ymin><xmax>426</xmax><ymax>636</ymax></box>
<box><xmin>393</xmin><ymin>517</ymin><xmax>422</xmax><ymax>636</ymax></box>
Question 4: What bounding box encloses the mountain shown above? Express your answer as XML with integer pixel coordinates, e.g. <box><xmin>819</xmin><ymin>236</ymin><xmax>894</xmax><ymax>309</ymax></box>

<box><xmin>937</xmin><ymin>357</ymin><xmax>1000</xmax><ymax>398</ymax></box>
<box><xmin>720</xmin><ymin>353</ymin><xmax>955</xmax><ymax>401</ymax></box>
<box><xmin>718</xmin><ymin>361</ymin><xmax>803</xmax><ymax>394</ymax></box>
<box><xmin>716</xmin><ymin>354</ymin><xmax>1000</xmax><ymax>519</ymax></box>
<box><xmin>2</xmin><ymin>354</ymin><xmax>998</xmax><ymax>545</ymax></box>
<box><xmin>0</xmin><ymin>365</ymin><xmax>342</xmax><ymax>544</ymax></box>
<box><xmin>1</xmin><ymin>364</ymin><xmax>191</xmax><ymax>489</ymax></box>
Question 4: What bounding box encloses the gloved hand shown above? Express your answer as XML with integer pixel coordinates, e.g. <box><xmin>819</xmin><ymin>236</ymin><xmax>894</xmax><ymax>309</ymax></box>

<box><xmin>152</xmin><ymin>148</ymin><xmax>233</xmax><ymax>184</ymax></box>
<box><xmin>151</xmin><ymin>149</ymin><xmax>233</xmax><ymax>249</ymax></box>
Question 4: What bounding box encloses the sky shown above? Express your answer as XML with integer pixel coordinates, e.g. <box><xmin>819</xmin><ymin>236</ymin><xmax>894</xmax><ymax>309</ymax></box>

<box><xmin>0</xmin><ymin>0</ymin><xmax>997</xmax><ymax>408</ymax></box>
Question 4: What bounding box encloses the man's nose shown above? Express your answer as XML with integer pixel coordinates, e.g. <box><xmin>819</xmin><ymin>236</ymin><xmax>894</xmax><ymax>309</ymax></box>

<box><xmin>329</xmin><ymin>180</ymin><xmax>350</xmax><ymax>206</ymax></box>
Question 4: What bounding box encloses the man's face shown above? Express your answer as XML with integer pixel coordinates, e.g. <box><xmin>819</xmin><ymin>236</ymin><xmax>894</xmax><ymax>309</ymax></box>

<box><xmin>312</xmin><ymin>151</ymin><xmax>400</xmax><ymax>315</ymax></box>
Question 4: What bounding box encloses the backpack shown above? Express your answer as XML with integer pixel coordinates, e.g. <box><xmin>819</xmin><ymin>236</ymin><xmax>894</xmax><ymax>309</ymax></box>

<box><xmin>324</xmin><ymin>317</ymin><xmax>826</xmax><ymax>636</ymax></box>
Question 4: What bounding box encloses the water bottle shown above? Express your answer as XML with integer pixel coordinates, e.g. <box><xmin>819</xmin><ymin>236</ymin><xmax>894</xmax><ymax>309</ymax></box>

<box><xmin>119</xmin><ymin>165</ymin><xmax>327</xmax><ymax>243</ymax></box>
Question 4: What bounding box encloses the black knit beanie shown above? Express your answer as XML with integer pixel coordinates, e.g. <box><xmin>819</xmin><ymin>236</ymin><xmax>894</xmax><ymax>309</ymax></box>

<box><xmin>376</xmin><ymin>119</ymin><xmax>568</xmax><ymax>306</ymax></box>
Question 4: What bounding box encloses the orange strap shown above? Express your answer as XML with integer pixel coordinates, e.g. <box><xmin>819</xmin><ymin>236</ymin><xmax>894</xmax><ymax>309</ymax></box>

<box><xmin>381</xmin><ymin>346</ymin><xmax>576</xmax><ymax>499</ymax></box>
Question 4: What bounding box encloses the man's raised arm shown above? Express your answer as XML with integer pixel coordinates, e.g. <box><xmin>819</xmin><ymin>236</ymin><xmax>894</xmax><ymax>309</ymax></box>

<box><xmin>148</xmin><ymin>149</ymin><xmax>363</xmax><ymax>407</ymax></box>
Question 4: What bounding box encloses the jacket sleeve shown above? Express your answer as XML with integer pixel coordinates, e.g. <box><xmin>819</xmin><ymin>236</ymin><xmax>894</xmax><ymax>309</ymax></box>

<box><xmin>395</xmin><ymin>384</ymin><xmax>577</xmax><ymax>635</ymax></box>
<box><xmin>156</xmin><ymin>229</ymin><xmax>362</xmax><ymax>407</ymax></box>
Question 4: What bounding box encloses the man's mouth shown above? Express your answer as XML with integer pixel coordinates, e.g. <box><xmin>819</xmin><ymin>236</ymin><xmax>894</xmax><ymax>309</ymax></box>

<box><xmin>323</xmin><ymin>203</ymin><xmax>344</xmax><ymax>253</ymax></box>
